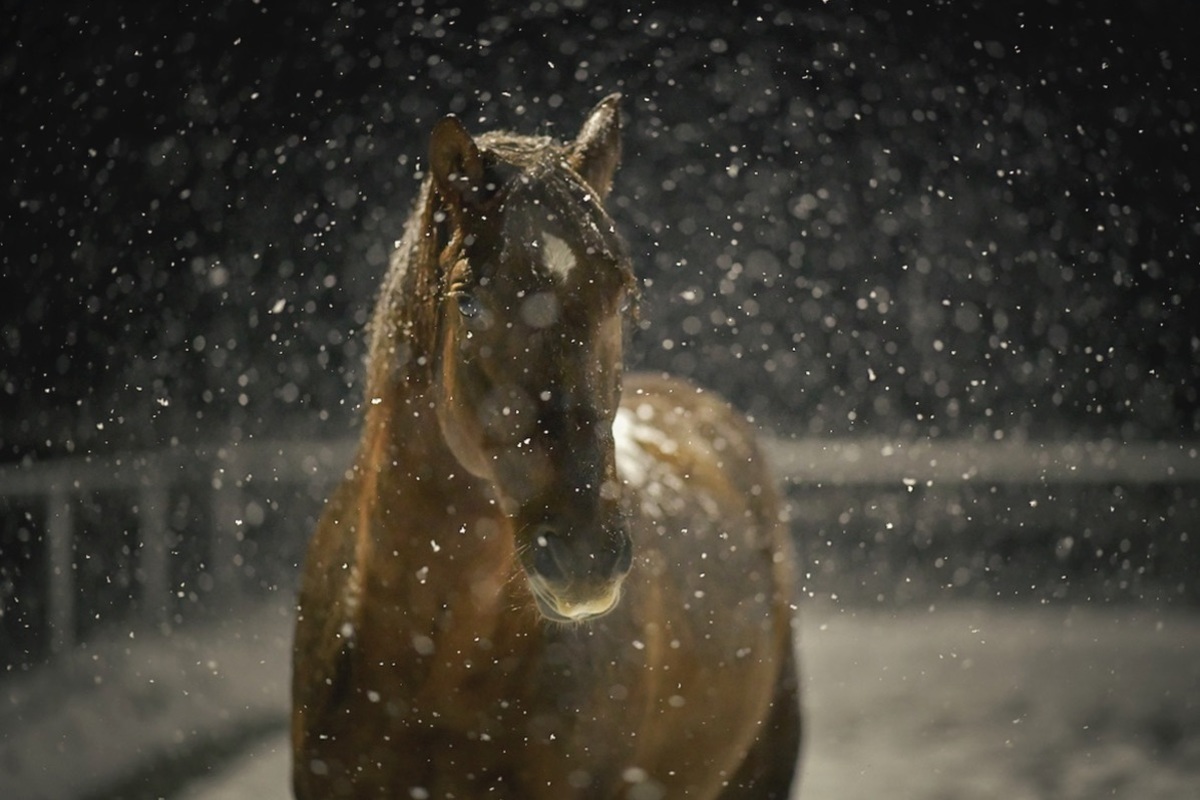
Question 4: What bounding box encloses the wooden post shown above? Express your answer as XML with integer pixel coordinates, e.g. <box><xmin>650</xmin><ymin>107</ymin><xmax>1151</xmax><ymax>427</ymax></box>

<box><xmin>210</xmin><ymin>448</ymin><xmax>244</xmax><ymax>606</ymax></box>
<box><xmin>138</xmin><ymin>479</ymin><xmax>170</xmax><ymax>626</ymax></box>
<box><xmin>46</xmin><ymin>486</ymin><xmax>74</xmax><ymax>654</ymax></box>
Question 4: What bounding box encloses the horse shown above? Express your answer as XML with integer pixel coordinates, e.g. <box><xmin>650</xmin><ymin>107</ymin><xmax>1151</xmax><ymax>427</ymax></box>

<box><xmin>291</xmin><ymin>94</ymin><xmax>802</xmax><ymax>799</ymax></box>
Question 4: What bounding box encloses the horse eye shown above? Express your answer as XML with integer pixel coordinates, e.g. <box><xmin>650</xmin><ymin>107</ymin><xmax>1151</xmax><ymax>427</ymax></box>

<box><xmin>455</xmin><ymin>292</ymin><xmax>481</xmax><ymax>319</ymax></box>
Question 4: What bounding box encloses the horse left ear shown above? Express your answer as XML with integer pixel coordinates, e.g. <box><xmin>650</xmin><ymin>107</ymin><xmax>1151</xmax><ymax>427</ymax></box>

<box><xmin>569</xmin><ymin>93</ymin><xmax>622</xmax><ymax>201</ymax></box>
<box><xmin>430</xmin><ymin>115</ymin><xmax>486</xmax><ymax>210</ymax></box>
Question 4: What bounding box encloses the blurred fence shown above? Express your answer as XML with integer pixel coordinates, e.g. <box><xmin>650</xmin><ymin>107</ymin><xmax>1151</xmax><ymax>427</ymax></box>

<box><xmin>0</xmin><ymin>440</ymin><xmax>353</xmax><ymax>662</ymax></box>
<box><xmin>772</xmin><ymin>439</ymin><xmax>1200</xmax><ymax>608</ymax></box>
<box><xmin>1</xmin><ymin>437</ymin><xmax>1197</xmax><ymax>665</ymax></box>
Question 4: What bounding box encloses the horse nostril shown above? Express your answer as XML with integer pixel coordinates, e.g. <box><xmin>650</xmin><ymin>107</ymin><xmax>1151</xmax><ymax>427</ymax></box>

<box><xmin>529</xmin><ymin>524</ymin><xmax>632</xmax><ymax>585</ymax></box>
<box><xmin>611</xmin><ymin>534</ymin><xmax>633</xmax><ymax>578</ymax></box>
<box><xmin>532</xmin><ymin>527</ymin><xmax>565</xmax><ymax>582</ymax></box>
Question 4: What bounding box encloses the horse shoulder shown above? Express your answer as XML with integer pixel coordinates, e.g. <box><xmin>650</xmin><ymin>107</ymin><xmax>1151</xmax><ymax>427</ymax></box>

<box><xmin>617</xmin><ymin>372</ymin><xmax>780</xmax><ymax>529</ymax></box>
<box><xmin>292</xmin><ymin>476</ymin><xmax>368</xmax><ymax>743</ymax></box>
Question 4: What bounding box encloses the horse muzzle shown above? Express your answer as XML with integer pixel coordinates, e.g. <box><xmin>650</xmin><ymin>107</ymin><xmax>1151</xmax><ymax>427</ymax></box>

<box><xmin>526</xmin><ymin>575</ymin><xmax>625</xmax><ymax>622</ymax></box>
<box><xmin>521</xmin><ymin>522</ymin><xmax>633</xmax><ymax>622</ymax></box>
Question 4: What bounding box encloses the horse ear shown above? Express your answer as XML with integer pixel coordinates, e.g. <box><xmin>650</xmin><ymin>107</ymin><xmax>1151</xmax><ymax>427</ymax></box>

<box><xmin>429</xmin><ymin>115</ymin><xmax>485</xmax><ymax>209</ymax></box>
<box><xmin>569</xmin><ymin>93</ymin><xmax>622</xmax><ymax>201</ymax></box>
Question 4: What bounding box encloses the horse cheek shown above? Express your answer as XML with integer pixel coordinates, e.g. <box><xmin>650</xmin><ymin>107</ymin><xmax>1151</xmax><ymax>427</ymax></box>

<box><xmin>435</xmin><ymin>363</ymin><xmax>494</xmax><ymax>480</ymax></box>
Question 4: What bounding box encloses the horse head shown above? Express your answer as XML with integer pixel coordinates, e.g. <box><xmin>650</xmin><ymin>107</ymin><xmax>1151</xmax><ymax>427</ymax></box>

<box><xmin>425</xmin><ymin>95</ymin><xmax>635</xmax><ymax>622</ymax></box>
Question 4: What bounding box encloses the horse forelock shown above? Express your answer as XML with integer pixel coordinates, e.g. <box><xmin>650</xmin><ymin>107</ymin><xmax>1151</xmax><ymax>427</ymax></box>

<box><xmin>474</xmin><ymin>131</ymin><xmax>625</xmax><ymax>265</ymax></box>
<box><xmin>364</xmin><ymin>131</ymin><xmax>633</xmax><ymax>401</ymax></box>
<box><xmin>499</xmin><ymin>163</ymin><xmax>632</xmax><ymax>295</ymax></box>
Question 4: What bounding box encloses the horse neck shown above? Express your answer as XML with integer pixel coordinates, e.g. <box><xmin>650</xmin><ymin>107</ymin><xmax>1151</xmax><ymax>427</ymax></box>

<box><xmin>352</xmin><ymin>383</ymin><xmax>521</xmax><ymax>638</ymax></box>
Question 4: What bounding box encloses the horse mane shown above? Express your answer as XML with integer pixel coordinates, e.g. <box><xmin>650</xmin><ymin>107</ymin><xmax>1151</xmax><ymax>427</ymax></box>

<box><xmin>363</xmin><ymin>175</ymin><xmax>441</xmax><ymax>402</ymax></box>
<box><xmin>362</xmin><ymin>129</ymin><xmax>630</xmax><ymax>406</ymax></box>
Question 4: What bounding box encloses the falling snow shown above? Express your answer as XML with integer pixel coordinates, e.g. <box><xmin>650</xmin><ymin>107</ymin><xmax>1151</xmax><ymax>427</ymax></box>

<box><xmin>2</xmin><ymin>2</ymin><xmax>1198</xmax><ymax>798</ymax></box>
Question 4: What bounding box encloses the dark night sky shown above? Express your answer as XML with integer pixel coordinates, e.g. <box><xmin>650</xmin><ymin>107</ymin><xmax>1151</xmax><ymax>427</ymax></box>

<box><xmin>3</xmin><ymin>1</ymin><xmax>1198</xmax><ymax>461</ymax></box>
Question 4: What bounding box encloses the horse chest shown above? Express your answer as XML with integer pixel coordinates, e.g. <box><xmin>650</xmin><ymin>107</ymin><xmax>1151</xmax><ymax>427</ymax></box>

<box><xmin>341</xmin><ymin>621</ymin><xmax>619</xmax><ymax>797</ymax></box>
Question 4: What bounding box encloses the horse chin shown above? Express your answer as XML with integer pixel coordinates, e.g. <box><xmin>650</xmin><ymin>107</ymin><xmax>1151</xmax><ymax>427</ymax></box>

<box><xmin>527</xmin><ymin>578</ymin><xmax>622</xmax><ymax>624</ymax></box>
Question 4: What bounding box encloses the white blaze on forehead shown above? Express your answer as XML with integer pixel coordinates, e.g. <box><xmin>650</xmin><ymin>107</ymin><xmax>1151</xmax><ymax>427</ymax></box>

<box><xmin>540</xmin><ymin>232</ymin><xmax>577</xmax><ymax>282</ymax></box>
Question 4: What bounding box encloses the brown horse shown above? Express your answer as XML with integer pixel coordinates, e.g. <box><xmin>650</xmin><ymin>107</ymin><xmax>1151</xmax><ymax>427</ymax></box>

<box><xmin>292</xmin><ymin>94</ymin><xmax>802</xmax><ymax>799</ymax></box>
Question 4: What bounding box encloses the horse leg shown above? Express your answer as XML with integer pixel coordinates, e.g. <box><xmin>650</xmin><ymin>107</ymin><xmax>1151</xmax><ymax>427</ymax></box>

<box><xmin>717</xmin><ymin>634</ymin><xmax>803</xmax><ymax>799</ymax></box>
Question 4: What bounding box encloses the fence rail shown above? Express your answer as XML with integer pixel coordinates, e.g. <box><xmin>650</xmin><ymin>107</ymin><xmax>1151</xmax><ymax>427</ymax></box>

<box><xmin>762</xmin><ymin>437</ymin><xmax>1200</xmax><ymax>486</ymax></box>
<box><xmin>2</xmin><ymin>436</ymin><xmax>1198</xmax><ymax>655</ymax></box>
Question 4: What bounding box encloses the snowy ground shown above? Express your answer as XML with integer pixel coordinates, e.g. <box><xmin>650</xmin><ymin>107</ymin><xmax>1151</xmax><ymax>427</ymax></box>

<box><xmin>2</xmin><ymin>600</ymin><xmax>1198</xmax><ymax>799</ymax></box>
<box><xmin>0</xmin><ymin>602</ymin><xmax>295</xmax><ymax>800</ymax></box>
<box><xmin>798</xmin><ymin>603</ymin><xmax>1200</xmax><ymax>800</ymax></box>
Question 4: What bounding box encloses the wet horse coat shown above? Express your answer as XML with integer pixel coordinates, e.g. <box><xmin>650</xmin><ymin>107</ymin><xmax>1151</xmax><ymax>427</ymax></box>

<box><xmin>292</xmin><ymin>95</ymin><xmax>802</xmax><ymax>799</ymax></box>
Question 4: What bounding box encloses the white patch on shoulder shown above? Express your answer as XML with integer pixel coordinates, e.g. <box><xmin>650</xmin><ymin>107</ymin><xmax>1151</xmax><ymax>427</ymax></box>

<box><xmin>615</xmin><ymin>405</ymin><xmax>677</xmax><ymax>459</ymax></box>
<box><xmin>613</xmin><ymin>407</ymin><xmax>650</xmax><ymax>488</ymax></box>
<box><xmin>613</xmin><ymin>406</ymin><xmax>683</xmax><ymax>522</ymax></box>
<box><xmin>540</xmin><ymin>232</ymin><xmax>577</xmax><ymax>282</ymax></box>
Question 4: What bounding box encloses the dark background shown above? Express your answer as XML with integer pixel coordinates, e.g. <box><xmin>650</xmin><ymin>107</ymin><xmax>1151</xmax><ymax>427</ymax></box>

<box><xmin>3</xmin><ymin>0</ymin><xmax>1197</xmax><ymax>462</ymax></box>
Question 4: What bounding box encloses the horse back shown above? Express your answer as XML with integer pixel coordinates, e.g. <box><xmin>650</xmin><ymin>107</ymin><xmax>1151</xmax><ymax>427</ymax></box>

<box><xmin>590</xmin><ymin>372</ymin><xmax>797</xmax><ymax>795</ymax></box>
<box><xmin>618</xmin><ymin>372</ymin><xmax>786</xmax><ymax>555</ymax></box>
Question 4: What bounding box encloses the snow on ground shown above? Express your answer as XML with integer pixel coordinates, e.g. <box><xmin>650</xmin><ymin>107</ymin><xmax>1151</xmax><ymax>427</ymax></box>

<box><xmin>173</xmin><ymin>730</ymin><xmax>290</xmax><ymax>800</ymax></box>
<box><xmin>3</xmin><ymin>600</ymin><xmax>1199</xmax><ymax>799</ymax></box>
<box><xmin>798</xmin><ymin>603</ymin><xmax>1200</xmax><ymax>800</ymax></box>
<box><xmin>0</xmin><ymin>601</ymin><xmax>294</xmax><ymax>800</ymax></box>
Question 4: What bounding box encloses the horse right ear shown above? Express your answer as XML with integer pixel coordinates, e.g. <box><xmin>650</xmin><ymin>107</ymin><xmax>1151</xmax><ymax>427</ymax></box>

<box><xmin>569</xmin><ymin>93</ymin><xmax>622</xmax><ymax>202</ymax></box>
<box><xmin>429</xmin><ymin>115</ymin><xmax>486</xmax><ymax>210</ymax></box>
